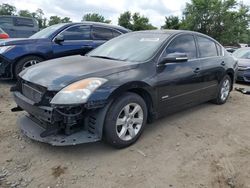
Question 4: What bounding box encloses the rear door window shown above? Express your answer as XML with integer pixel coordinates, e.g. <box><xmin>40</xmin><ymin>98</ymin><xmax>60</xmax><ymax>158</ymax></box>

<box><xmin>0</xmin><ymin>17</ymin><xmax>13</xmax><ymax>27</ymax></box>
<box><xmin>165</xmin><ymin>34</ymin><xmax>197</xmax><ymax>59</ymax></box>
<box><xmin>14</xmin><ymin>18</ymin><xmax>34</xmax><ymax>27</ymax></box>
<box><xmin>197</xmin><ymin>36</ymin><xmax>218</xmax><ymax>58</ymax></box>
<box><xmin>92</xmin><ymin>27</ymin><xmax>114</xmax><ymax>40</ymax></box>
<box><xmin>61</xmin><ymin>25</ymin><xmax>91</xmax><ymax>40</ymax></box>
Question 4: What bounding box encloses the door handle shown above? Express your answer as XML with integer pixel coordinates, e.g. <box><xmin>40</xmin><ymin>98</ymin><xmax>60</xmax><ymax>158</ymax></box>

<box><xmin>193</xmin><ymin>68</ymin><xmax>200</xmax><ymax>74</ymax></box>
<box><xmin>221</xmin><ymin>61</ymin><xmax>226</xmax><ymax>66</ymax></box>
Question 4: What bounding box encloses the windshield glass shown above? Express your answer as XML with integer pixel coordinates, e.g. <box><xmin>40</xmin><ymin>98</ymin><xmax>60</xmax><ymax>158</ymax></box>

<box><xmin>233</xmin><ymin>48</ymin><xmax>250</xmax><ymax>59</ymax></box>
<box><xmin>29</xmin><ymin>24</ymin><xmax>64</xmax><ymax>39</ymax></box>
<box><xmin>88</xmin><ymin>32</ymin><xmax>170</xmax><ymax>62</ymax></box>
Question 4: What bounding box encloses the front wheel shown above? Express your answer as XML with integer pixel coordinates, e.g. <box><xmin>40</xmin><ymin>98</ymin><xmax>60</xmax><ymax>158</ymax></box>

<box><xmin>212</xmin><ymin>75</ymin><xmax>232</xmax><ymax>105</ymax></box>
<box><xmin>104</xmin><ymin>92</ymin><xmax>148</xmax><ymax>148</ymax></box>
<box><xmin>14</xmin><ymin>56</ymin><xmax>43</xmax><ymax>78</ymax></box>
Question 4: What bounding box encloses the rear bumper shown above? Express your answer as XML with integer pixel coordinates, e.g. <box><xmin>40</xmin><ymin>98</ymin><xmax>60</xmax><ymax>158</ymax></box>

<box><xmin>13</xmin><ymin>91</ymin><xmax>111</xmax><ymax>146</ymax></box>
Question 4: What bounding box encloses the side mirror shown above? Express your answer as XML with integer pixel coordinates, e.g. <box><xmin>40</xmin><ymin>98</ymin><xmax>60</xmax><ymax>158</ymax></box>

<box><xmin>159</xmin><ymin>52</ymin><xmax>188</xmax><ymax>66</ymax></box>
<box><xmin>54</xmin><ymin>34</ymin><xmax>64</xmax><ymax>43</ymax></box>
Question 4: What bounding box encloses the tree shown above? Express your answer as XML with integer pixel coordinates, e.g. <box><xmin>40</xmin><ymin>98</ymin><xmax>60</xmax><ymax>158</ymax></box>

<box><xmin>0</xmin><ymin>3</ymin><xmax>16</xmax><ymax>15</ymax></box>
<box><xmin>61</xmin><ymin>17</ymin><xmax>71</xmax><ymax>23</ymax></box>
<box><xmin>48</xmin><ymin>16</ymin><xmax>62</xmax><ymax>26</ymax></box>
<box><xmin>48</xmin><ymin>16</ymin><xmax>72</xmax><ymax>26</ymax></box>
<box><xmin>18</xmin><ymin>10</ymin><xmax>33</xmax><ymax>17</ymax></box>
<box><xmin>82</xmin><ymin>13</ymin><xmax>111</xmax><ymax>23</ymax></box>
<box><xmin>118</xmin><ymin>11</ymin><xmax>157</xmax><ymax>31</ymax></box>
<box><xmin>118</xmin><ymin>11</ymin><xmax>133</xmax><ymax>30</ymax></box>
<box><xmin>181</xmin><ymin>0</ymin><xmax>250</xmax><ymax>45</ymax></box>
<box><xmin>161</xmin><ymin>16</ymin><xmax>181</xmax><ymax>30</ymax></box>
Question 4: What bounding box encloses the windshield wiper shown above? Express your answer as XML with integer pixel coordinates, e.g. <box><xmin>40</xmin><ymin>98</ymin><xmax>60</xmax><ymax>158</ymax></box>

<box><xmin>89</xmin><ymin>55</ymin><xmax>124</xmax><ymax>61</ymax></box>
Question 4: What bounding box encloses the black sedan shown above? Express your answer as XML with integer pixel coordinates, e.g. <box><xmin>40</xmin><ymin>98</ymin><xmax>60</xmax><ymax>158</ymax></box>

<box><xmin>11</xmin><ymin>30</ymin><xmax>237</xmax><ymax>148</ymax></box>
<box><xmin>232</xmin><ymin>47</ymin><xmax>250</xmax><ymax>82</ymax></box>
<box><xmin>0</xmin><ymin>22</ymin><xmax>129</xmax><ymax>79</ymax></box>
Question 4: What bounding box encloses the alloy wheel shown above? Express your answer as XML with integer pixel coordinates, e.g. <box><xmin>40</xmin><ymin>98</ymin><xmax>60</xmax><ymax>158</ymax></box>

<box><xmin>116</xmin><ymin>103</ymin><xmax>144</xmax><ymax>141</ymax></box>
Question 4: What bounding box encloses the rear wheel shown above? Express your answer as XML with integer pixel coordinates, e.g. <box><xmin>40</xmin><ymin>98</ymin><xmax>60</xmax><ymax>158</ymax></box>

<box><xmin>212</xmin><ymin>75</ymin><xmax>231</xmax><ymax>105</ymax></box>
<box><xmin>104</xmin><ymin>92</ymin><xmax>147</xmax><ymax>148</ymax></box>
<box><xmin>14</xmin><ymin>56</ymin><xmax>43</xmax><ymax>78</ymax></box>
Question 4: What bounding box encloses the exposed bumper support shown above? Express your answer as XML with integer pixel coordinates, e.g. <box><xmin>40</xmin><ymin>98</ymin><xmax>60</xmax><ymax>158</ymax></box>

<box><xmin>13</xmin><ymin>91</ymin><xmax>112</xmax><ymax>146</ymax></box>
<box><xmin>18</xmin><ymin>115</ymin><xmax>100</xmax><ymax>146</ymax></box>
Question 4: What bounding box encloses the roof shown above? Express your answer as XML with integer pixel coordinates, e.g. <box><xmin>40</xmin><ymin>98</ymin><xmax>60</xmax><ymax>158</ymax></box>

<box><xmin>61</xmin><ymin>21</ymin><xmax>130</xmax><ymax>32</ymax></box>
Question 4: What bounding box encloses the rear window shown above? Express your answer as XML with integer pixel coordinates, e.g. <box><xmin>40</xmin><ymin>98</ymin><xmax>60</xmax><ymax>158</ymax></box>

<box><xmin>14</xmin><ymin>18</ymin><xmax>34</xmax><ymax>27</ymax></box>
<box><xmin>197</xmin><ymin>36</ymin><xmax>218</xmax><ymax>58</ymax></box>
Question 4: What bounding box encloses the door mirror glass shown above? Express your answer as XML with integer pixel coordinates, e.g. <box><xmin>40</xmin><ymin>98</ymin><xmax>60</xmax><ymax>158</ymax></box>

<box><xmin>159</xmin><ymin>52</ymin><xmax>188</xmax><ymax>65</ymax></box>
<box><xmin>54</xmin><ymin>34</ymin><xmax>64</xmax><ymax>43</ymax></box>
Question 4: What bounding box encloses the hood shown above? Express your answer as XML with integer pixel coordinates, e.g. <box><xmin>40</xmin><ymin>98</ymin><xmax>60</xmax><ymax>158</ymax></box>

<box><xmin>20</xmin><ymin>55</ymin><xmax>138</xmax><ymax>90</ymax></box>
<box><xmin>0</xmin><ymin>38</ymin><xmax>40</xmax><ymax>46</ymax></box>
<box><xmin>237</xmin><ymin>58</ymin><xmax>250</xmax><ymax>67</ymax></box>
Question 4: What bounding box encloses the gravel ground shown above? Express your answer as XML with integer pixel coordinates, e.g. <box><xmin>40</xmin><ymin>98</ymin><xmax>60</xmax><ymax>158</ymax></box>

<box><xmin>0</xmin><ymin>80</ymin><xmax>250</xmax><ymax>188</ymax></box>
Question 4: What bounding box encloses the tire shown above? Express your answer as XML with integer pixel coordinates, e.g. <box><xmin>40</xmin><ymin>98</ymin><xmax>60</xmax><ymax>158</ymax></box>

<box><xmin>14</xmin><ymin>56</ymin><xmax>44</xmax><ymax>78</ymax></box>
<box><xmin>211</xmin><ymin>75</ymin><xmax>232</xmax><ymax>105</ymax></box>
<box><xmin>104</xmin><ymin>92</ymin><xmax>148</xmax><ymax>148</ymax></box>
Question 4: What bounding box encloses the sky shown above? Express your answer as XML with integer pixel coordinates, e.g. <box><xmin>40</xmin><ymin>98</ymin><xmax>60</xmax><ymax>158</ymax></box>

<box><xmin>1</xmin><ymin>0</ymin><xmax>250</xmax><ymax>28</ymax></box>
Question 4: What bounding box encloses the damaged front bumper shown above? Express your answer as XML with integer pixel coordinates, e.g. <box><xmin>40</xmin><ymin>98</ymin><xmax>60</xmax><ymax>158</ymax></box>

<box><xmin>0</xmin><ymin>56</ymin><xmax>13</xmax><ymax>79</ymax></box>
<box><xmin>12</xmin><ymin>91</ymin><xmax>110</xmax><ymax>146</ymax></box>
<box><xmin>237</xmin><ymin>68</ymin><xmax>250</xmax><ymax>82</ymax></box>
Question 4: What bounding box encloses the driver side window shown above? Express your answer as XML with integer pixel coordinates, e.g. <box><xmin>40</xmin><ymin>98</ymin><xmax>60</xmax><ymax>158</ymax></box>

<box><xmin>165</xmin><ymin>35</ymin><xmax>197</xmax><ymax>59</ymax></box>
<box><xmin>60</xmin><ymin>25</ymin><xmax>91</xmax><ymax>40</ymax></box>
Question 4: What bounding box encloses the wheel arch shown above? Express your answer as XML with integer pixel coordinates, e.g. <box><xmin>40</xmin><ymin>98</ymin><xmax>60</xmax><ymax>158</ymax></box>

<box><xmin>107</xmin><ymin>81</ymin><xmax>156</xmax><ymax>122</ymax></box>
<box><xmin>225</xmin><ymin>69</ymin><xmax>235</xmax><ymax>91</ymax></box>
<box><xmin>12</xmin><ymin>54</ymin><xmax>47</xmax><ymax>76</ymax></box>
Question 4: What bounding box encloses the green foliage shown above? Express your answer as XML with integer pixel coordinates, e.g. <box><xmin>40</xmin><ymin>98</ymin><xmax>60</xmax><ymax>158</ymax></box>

<box><xmin>118</xmin><ymin>11</ymin><xmax>156</xmax><ymax>31</ymax></box>
<box><xmin>18</xmin><ymin>10</ymin><xmax>33</xmax><ymax>17</ymax></box>
<box><xmin>0</xmin><ymin>3</ymin><xmax>16</xmax><ymax>15</ymax></box>
<box><xmin>118</xmin><ymin>11</ymin><xmax>133</xmax><ymax>30</ymax></box>
<box><xmin>82</xmin><ymin>13</ymin><xmax>111</xmax><ymax>23</ymax></box>
<box><xmin>181</xmin><ymin>0</ymin><xmax>250</xmax><ymax>45</ymax></box>
<box><xmin>48</xmin><ymin>16</ymin><xmax>72</xmax><ymax>26</ymax></box>
<box><xmin>161</xmin><ymin>16</ymin><xmax>181</xmax><ymax>29</ymax></box>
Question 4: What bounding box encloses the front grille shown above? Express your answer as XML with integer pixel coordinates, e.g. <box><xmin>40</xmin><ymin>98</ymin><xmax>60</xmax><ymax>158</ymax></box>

<box><xmin>22</xmin><ymin>83</ymin><xmax>43</xmax><ymax>103</ymax></box>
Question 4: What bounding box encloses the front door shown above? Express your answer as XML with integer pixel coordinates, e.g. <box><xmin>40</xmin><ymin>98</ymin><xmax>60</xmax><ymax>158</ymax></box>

<box><xmin>52</xmin><ymin>25</ymin><xmax>94</xmax><ymax>58</ymax></box>
<box><xmin>156</xmin><ymin>34</ymin><xmax>205</xmax><ymax>115</ymax></box>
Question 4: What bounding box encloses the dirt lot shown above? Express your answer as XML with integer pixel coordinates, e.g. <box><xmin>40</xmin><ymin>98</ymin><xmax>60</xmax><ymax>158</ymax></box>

<box><xmin>0</xmin><ymin>81</ymin><xmax>250</xmax><ymax>188</ymax></box>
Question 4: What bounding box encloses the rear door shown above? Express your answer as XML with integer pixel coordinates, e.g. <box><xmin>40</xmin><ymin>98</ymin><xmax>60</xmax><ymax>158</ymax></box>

<box><xmin>195</xmin><ymin>35</ymin><xmax>225</xmax><ymax>100</ymax></box>
<box><xmin>156</xmin><ymin>34</ymin><xmax>205</xmax><ymax>114</ymax></box>
<box><xmin>52</xmin><ymin>25</ymin><xmax>94</xmax><ymax>57</ymax></box>
<box><xmin>91</xmin><ymin>26</ymin><xmax>121</xmax><ymax>48</ymax></box>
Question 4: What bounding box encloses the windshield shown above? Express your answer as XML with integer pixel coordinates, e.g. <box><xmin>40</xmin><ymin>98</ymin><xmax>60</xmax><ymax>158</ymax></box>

<box><xmin>29</xmin><ymin>24</ymin><xmax>64</xmax><ymax>39</ymax></box>
<box><xmin>88</xmin><ymin>32</ymin><xmax>170</xmax><ymax>62</ymax></box>
<box><xmin>233</xmin><ymin>48</ymin><xmax>250</xmax><ymax>59</ymax></box>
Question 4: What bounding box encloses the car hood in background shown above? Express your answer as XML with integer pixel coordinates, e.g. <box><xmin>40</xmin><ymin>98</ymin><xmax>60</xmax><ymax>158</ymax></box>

<box><xmin>0</xmin><ymin>38</ymin><xmax>42</xmax><ymax>46</ymax></box>
<box><xmin>237</xmin><ymin>58</ymin><xmax>250</xmax><ymax>67</ymax></box>
<box><xmin>20</xmin><ymin>55</ymin><xmax>138</xmax><ymax>90</ymax></box>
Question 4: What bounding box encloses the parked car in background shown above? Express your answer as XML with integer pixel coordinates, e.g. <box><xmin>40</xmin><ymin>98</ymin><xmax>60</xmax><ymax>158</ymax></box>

<box><xmin>232</xmin><ymin>47</ymin><xmax>250</xmax><ymax>82</ymax></box>
<box><xmin>0</xmin><ymin>27</ymin><xmax>9</xmax><ymax>39</ymax></box>
<box><xmin>0</xmin><ymin>16</ymin><xmax>39</xmax><ymax>38</ymax></box>
<box><xmin>0</xmin><ymin>22</ymin><xmax>129</xmax><ymax>79</ymax></box>
<box><xmin>225</xmin><ymin>46</ymin><xmax>239</xmax><ymax>54</ymax></box>
<box><xmin>11</xmin><ymin>30</ymin><xmax>237</xmax><ymax>148</ymax></box>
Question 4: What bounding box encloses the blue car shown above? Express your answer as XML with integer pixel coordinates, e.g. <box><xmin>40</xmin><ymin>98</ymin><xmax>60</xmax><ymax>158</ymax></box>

<box><xmin>0</xmin><ymin>22</ymin><xmax>129</xmax><ymax>79</ymax></box>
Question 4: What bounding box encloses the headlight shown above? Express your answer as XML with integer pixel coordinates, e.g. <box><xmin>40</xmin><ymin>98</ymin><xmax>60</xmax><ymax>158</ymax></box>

<box><xmin>50</xmin><ymin>78</ymin><xmax>107</xmax><ymax>105</ymax></box>
<box><xmin>0</xmin><ymin>45</ymin><xmax>15</xmax><ymax>54</ymax></box>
